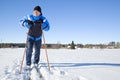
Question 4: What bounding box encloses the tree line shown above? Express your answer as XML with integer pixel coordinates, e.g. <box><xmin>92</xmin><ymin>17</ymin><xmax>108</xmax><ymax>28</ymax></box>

<box><xmin>0</xmin><ymin>41</ymin><xmax>120</xmax><ymax>49</ymax></box>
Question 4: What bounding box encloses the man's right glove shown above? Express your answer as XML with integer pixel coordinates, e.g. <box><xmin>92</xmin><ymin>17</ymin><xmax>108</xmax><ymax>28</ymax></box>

<box><xmin>22</xmin><ymin>20</ymin><xmax>33</xmax><ymax>29</ymax></box>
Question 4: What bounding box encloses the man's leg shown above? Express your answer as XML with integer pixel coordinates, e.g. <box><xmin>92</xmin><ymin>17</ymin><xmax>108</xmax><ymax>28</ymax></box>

<box><xmin>26</xmin><ymin>39</ymin><xmax>34</xmax><ymax>66</ymax></box>
<box><xmin>34</xmin><ymin>39</ymin><xmax>41</xmax><ymax>64</ymax></box>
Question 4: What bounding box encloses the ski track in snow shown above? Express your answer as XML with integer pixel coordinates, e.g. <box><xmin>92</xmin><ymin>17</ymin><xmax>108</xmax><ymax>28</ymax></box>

<box><xmin>0</xmin><ymin>48</ymin><xmax>120</xmax><ymax>80</ymax></box>
<box><xmin>0</xmin><ymin>60</ymin><xmax>89</xmax><ymax>80</ymax></box>
<box><xmin>0</xmin><ymin>60</ymin><xmax>87</xmax><ymax>80</ymax></box>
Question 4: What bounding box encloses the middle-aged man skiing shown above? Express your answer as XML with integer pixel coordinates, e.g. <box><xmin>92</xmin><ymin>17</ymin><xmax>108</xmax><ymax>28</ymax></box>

<box><xmin>20</xmin><ymin>6</ymin><xmax>50</xmax><ymax>71</ymax></box>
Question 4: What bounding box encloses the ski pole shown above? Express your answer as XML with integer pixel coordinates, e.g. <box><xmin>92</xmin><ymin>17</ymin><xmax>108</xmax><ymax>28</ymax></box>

<box><xmin>20</xmin><ymin>35</ymin><xmax>28</xmax><ymax>73</ymax></box>
<box><xmin>42</xmin><ymin>31</ymin><xmax>50</xmax><ymax>71</ymax></box>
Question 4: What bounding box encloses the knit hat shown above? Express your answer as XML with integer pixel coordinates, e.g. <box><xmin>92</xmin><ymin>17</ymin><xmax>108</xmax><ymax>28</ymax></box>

<box><xmin>34</xmin><ymin>6</ymin><xmax>42</xmax><ymax>13</ymax></box>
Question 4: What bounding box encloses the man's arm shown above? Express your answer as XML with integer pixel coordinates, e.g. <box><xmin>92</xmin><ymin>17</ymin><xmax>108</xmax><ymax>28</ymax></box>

<box><xmin>41</xmin><ymin>16</ymin><xmax>50</xmax><ymax>31</ymax></box>
<box><xmin>20</xmin><ymin>15</ymin><xmax>33</xmax><ymax>29</ymax></box>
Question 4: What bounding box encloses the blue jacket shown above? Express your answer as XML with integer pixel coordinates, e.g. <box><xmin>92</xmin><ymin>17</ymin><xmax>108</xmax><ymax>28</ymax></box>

<box><xmin>20</xmin><ymin>14</ymin><xmax>50</xmax><ymax>41</ymax></box>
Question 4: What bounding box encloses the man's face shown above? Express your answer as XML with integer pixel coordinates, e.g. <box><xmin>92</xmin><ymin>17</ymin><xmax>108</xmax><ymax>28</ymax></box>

<box><xmin>33</xmin><ymin>10</ymin><xmax>41</xmax><ymax>16</ymax></box>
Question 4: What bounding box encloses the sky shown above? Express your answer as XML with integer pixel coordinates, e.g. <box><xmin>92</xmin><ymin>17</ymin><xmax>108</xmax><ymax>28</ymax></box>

<box><xmin>0</xmin><ymin>0</ymin><xmax>120</xmax><ymax>44</ymax></box>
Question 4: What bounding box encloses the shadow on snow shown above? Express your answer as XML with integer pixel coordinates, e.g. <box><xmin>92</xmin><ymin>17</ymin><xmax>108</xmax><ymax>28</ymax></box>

<box><xmin>39</xmin><ymin>63</ymin><xmax>120</xmax><ymax>68</ymax></box>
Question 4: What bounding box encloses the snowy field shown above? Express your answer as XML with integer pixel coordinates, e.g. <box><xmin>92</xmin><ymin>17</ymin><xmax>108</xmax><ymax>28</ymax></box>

<box><xmin>0</xmin><ymin>48</ymin><xmax>120</xmax><ymax>80</ymax></box>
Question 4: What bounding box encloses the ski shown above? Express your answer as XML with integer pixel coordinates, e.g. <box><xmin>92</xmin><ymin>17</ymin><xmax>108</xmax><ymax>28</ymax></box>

<box><xmin>25</xmin><ymin>68</ymin><xmax>32</xmax><ymax>80</ymax></box>
<box><xmin>26</xmin><ymin>71</ymin><xmax>32</xmax><ymax>80</ymax></box>
<box><xmin>34</xmin><ymin>66</ymin><xmax>44</xmax><ymax>79</ymax></box>
<box><xmin>26</xmin><ymin>65</ymin><xmax>44</xmax><ymax>80</ymax></box>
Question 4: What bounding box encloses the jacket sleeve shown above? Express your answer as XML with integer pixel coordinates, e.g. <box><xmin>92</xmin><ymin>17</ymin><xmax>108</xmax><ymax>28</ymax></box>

<box><xmin>41</xmin><ymin>16</ymin><xmax>50</xmax><ymax>31</ymax></box>
<box><xmin>20</xmin><ymin>15</ymin><xmax>32</xmax><ymax>29</ymax></box>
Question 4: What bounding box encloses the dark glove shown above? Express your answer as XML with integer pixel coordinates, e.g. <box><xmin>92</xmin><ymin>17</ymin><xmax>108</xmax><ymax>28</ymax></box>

<box><xmin>22</xmin><ymin>20</ymin><xmax>33</xmax><ymax>28</ymax></box>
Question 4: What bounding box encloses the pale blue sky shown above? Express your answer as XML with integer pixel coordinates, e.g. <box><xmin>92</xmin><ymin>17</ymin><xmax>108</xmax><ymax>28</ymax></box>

<box><xmin>0</xmin><ymin>0</ymin><xmax>120</xmax><ymax>44</ymax></box>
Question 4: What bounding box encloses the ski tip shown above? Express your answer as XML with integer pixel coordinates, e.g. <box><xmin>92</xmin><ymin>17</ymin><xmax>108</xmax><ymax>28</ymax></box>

<box><xmin>40</xmin><ymin>74</ymin><xmax>43</xmax><ymax>78</ymax></box>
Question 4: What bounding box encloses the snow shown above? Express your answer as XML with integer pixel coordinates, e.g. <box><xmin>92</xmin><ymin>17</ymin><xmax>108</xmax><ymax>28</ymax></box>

<box><xmin>0</xmin><ymin>48</ymin><xmax>120</xmax><ymax>80</ymax></box>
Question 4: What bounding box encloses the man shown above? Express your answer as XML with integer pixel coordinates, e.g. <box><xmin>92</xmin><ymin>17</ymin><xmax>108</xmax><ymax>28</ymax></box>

<box><xmin>20</xmin><ymin>6</ymin><xmax>50</xmax><ymax>70</ymax></box>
